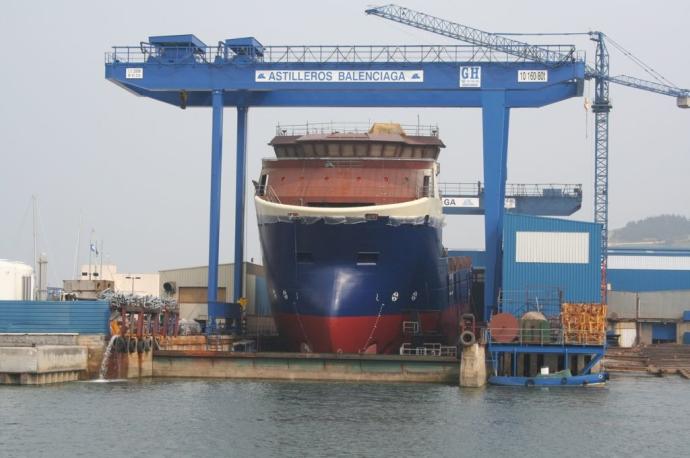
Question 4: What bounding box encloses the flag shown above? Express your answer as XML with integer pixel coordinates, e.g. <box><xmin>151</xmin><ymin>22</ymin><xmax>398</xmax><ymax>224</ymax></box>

<box><xmin>90</xmin><ymin>243</ymin><xmax>99</xmax><ymax>255</ymax></box>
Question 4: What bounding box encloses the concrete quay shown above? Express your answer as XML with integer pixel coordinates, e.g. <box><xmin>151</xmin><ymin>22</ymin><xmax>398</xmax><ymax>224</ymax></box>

<box><xmin>153</xmin><ymin>350</ymin><xmax>459</xmax><ymax>383</ymax></box>
<box><xmin>0</xmin><ymin>345</ymin><xmax>87</xmax><ymax>385</ymax></box>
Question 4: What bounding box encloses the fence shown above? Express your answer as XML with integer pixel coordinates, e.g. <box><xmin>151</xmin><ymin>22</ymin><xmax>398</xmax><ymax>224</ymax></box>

<box><xmin>0</xmin><ymin>300</ymin><xmax>110</xmax><ymax>334</ymax></box>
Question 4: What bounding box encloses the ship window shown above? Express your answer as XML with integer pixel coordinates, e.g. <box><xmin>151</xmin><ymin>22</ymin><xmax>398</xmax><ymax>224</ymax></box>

<box><xmin>356</xmin><ymin>252</ymin><xmax>379</xmax><ymax>266</ymax></box>
<box><xmin>296</xmin><ymin>252</ymin><xmax>313</xmax><ymax>263</ymax></box>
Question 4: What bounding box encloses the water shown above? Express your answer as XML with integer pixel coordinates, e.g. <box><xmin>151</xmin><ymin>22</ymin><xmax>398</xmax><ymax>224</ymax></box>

<box><xmin>98</xmin><ymin>335</ymin><xmax>118</xmax><ymax>380</ymax></box>
<box><xmin>0</xmin><ymin>375</ymin><xmax>687</xmax><ymax>457</ymax></box>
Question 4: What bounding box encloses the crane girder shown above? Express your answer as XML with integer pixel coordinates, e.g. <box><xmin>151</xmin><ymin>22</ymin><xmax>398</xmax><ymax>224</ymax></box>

<box><xmin>366</xmin><ymin>4</ymin><xmax>576</xmax><ymax>64</ymax></box>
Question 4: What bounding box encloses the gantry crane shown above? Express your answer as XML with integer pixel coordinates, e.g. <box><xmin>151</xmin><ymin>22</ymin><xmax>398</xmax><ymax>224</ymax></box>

<box><xmin>366</xmin><ymin>4</ymin><xmax>689</xmax><ymax>302</ymax></box>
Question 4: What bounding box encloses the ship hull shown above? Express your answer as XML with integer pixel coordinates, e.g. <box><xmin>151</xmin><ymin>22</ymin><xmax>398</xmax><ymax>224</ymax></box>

<box><xmin>258</xmin><ymin>215</ymin><xmax>470</xmax><ymax>353</ymax></box>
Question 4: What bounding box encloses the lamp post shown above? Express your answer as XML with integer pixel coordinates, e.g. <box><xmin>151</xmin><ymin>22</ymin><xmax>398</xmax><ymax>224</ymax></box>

<box><xmin>125</xmin><ymin>275</ymin><xmax>141</xmax><ymax>295</ymax></box>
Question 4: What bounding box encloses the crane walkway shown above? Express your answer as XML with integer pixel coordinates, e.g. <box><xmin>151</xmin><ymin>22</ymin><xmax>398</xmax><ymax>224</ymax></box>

<box><xmin>440</xmin><ymin>182</ymin><xmax>582</xmax><ymax>216</ymax></box>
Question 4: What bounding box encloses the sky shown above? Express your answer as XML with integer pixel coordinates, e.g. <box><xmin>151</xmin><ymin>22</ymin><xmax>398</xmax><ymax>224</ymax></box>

<box><xmin>0</xmin><ymin>0</ymin><xmax>688</xmax><ymax>285</ymax></box>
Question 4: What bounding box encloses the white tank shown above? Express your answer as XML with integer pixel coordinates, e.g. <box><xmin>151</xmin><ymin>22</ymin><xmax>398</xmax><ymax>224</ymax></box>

<box><xmin>0</xmin><ymin>260</ymin><xmax>34</xmax><ymax>300</ymax></box>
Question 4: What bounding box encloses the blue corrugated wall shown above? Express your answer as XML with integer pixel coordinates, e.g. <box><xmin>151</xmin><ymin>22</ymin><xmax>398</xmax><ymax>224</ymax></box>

<box><xmin>502</xmin><ymin>214</ymin><xmax>602</xmax><ymax>303</ymax></box>
<box><xmin>0</xmin><ymin>301</ymin><xmax>109</xmax><ymax>334</ymax></box>
<box><xmin>608</xmin><ymin>270</ymin><xmax>690</xmax><ymax>292</ymax></box>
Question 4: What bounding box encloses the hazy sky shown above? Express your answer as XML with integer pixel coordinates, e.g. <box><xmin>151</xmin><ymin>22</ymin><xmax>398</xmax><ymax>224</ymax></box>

<box><xmin>1</xmin><ymin>0</ymin><xmax>688</xmax><ymax>285</ymax></box>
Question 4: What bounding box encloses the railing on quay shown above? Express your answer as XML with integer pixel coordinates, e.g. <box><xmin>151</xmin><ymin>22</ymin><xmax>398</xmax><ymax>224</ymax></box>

<box><xmin>498</xmin><ymin>288</ymin><xmax>563</xmax><ymax>319</ymax></box>
<box><xmin>106</xmin><ymin>44</ymin><xmax>586</xmax><ymax>65</ymax></box>
<box><xmin>400</xmin><ymin>342</ymin><xmax>457</xmax><ymax>357</ymax></box>
<box><xmin>485</xmin><ymin>327</ymin><xmax>606</xmax><ymax>347</ymax></box>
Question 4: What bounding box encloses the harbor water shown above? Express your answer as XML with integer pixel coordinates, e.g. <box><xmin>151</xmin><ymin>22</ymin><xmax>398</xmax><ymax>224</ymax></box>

<box><xmin>0</xmin><ymin>375</ymin><xmax>686</xmax><ymax>457</ymax></box>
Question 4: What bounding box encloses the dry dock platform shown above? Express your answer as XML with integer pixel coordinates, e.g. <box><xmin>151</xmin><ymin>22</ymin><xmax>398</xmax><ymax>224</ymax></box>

<box><xmin>153</xmin><ymin>350</ymin><xmax>459</xmax><ymax>384</ymax></box>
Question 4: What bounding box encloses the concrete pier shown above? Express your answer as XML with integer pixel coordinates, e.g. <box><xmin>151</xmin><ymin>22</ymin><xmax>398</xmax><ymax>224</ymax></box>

<box><xmin>154</xmin><ymin>350</ymin><xmax>458</xmax><ymax>383</ymax></box>
<box><xmin>459</xmin><ymin>343</ymin><xmax>487</xmax><ymax>387</ymax></box>
<box><xmin>0</xmin><ymin>345</ymin><xmax>87</xmax><ymax>385</ymax></box>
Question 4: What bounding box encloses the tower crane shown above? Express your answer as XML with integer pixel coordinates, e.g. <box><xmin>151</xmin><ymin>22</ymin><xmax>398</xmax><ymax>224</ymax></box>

<box><xmin>366</xmin><ymin>4</ymin><xmax>689</xmax><ymax>302</ymax></box>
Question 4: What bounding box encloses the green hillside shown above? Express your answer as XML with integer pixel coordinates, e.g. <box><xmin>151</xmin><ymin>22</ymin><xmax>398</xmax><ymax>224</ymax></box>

<box><xmin>610</xmin><ymin>214</ymin><xmax>690</xmax><ymax>248</ymax></box>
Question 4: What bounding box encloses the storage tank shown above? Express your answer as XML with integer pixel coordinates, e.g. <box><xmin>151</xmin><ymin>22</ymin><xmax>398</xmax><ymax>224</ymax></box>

<box><xmin>0</xmin><ymin>260</ymin><xmax>34</xmax><ymax>300</ymax></box>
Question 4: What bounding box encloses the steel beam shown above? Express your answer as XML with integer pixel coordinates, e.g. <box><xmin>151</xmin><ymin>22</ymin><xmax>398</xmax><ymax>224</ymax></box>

<box><xmin>207</xmin><ymin>90</ymin><xmax>224</xmax><ymax>327</ymax></box>
<box><xmin>233</xmin><ymin>105</ymin><xmax>249</xmax><ymax>301</ymax></box>
<box><xmin>481</xmin><ymin>91</ymin><xmax>510</xmax><ymax>317</ymax></box>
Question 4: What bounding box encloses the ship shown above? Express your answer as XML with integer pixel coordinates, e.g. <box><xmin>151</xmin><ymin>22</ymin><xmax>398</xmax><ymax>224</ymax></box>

<box><xmin>254</xmin><ymin>123</ymin><xmax>472</xmax><ymax>354</ymax></box>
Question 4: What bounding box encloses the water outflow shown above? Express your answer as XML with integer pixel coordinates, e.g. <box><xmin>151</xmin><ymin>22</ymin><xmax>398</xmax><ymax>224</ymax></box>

<box><xmin>98</xmin><ymin>335</ymin><xmax>119</xmax><ymax>380</ymax></box>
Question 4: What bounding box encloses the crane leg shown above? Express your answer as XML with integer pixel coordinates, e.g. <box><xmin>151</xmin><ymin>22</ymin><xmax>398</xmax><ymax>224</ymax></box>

<box><xmin>481</xmin><ymin>91</ymin><xmax>510</xmax><ymax>319</ymax></box>
<box><xmin>207</xmin><ymin>89</ymin><xmax>224</xmax><ymax>330</ymax></box>
<box><xmin>233</xmin><ymin>105</ymin><xmax>249</xmax><ymax>302</ymax></box>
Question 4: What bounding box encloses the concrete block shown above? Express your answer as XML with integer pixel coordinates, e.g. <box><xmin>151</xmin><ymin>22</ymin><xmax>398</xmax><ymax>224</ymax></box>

<box><xmin>460</xmin><ymin>343</ymin><xmax>487</xmax><ymax>387</ymax></box>
<box><xmin>0</xmin><ymin>346</ymin><xmax>87</xmax><ymax>373</ymax></box>
<box><xmin>0</xmin><ymin>333</ymin><xmax>79</xmax><ymax>347</ymax></box>
<box><xmin>0</xmin><ymin>347</ymin><xmax>38</xmax><ymax>372</ymax></box>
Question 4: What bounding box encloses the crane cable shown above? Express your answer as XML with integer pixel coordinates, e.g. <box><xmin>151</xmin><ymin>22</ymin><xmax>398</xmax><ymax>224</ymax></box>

<box><xmin>603</xmin><ymin>34</ymin><xmax>679</xmax><ymax>90</ymax></box>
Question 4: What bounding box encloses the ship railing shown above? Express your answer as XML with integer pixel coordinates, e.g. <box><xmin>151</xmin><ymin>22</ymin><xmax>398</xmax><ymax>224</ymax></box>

<box><xmin>255</xmin><ymin>184</ymin><xmax>433</xmax><ymax>203</ymax></box>
<box><xmin>275</xmin><ymin>122</ymin><xmax>439</xmax><ymax>137</ymax></box>
<box><xmin>106</xmin><ymin>44</ymin><xmax>585</xmax><ymax>65</ymax></box>
<box><xmin>418</xmin><ymin>185</ymin><xmax>433</xmax><ymax>198</ymax></box>
<box><xmin>399</xmin><ymin>342</ymin><xmax>457</xmax><ymax>357</ymax></box>
<box><xmin>402</xmin><ymin>321</ymin><xmax>420</xmax><ymax>336</ymax></box>
<box><xmin>485</xmin><ymin>327</ymin><xmax>606</xmax><ymax>347</ymax></box>
<box><xmin>255</xmin><ymin>184</ymin><xmax>282</xmax><ymax>204</ymax></box>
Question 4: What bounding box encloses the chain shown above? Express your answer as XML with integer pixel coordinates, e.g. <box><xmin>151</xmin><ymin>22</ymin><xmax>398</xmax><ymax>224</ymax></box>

<box><xmin>360</xmin><ymin>301</ymin><xmax>386</xmax><ymax>353</ymax></box>
<box><xmin>292</xmin><ymin>298</ymin><xmax>313</xmax><ymax>352</ymax></box>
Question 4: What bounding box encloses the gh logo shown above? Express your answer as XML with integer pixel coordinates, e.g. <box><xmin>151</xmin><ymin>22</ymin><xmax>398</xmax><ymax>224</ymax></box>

<box><xmin>459</xmin><ymin>66</ymin><xmax>482</xmax><ymax>88</ymax></box>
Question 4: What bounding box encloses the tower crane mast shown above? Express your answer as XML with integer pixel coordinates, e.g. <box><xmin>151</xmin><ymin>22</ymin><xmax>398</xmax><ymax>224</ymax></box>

<box><xmin>366</xmin><ymin>4</ymin><xmax>689</xmax><ymax>304</ymax></box>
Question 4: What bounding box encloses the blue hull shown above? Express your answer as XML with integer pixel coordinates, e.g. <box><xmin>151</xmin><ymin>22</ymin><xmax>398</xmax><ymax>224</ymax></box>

<box><xmin>259</xmin><ymin>217</ymin><xmax>468</xmax><ymax>317</ymax></box>
<box><xmin>257</xmin><ymin>216</ymin><xmax>471</xmax><ymax>353</ymax></box>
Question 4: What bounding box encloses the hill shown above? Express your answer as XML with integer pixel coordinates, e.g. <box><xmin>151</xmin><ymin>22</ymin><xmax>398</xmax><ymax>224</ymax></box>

<box><xmin>610</xmin><ymin>214</ymin><xmax>690</xmax><ymax>248</ymax></box>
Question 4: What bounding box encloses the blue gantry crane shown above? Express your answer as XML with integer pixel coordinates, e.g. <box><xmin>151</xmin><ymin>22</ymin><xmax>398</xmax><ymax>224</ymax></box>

<box><xmin>105</xmin><ymin>15</ymin><xmax>588</xmax><ymax>324</ymax></box>
<box><xmin>366</xmin><ymin>4</ymin><xmax>689</xmax><ymax>302</ymax></box>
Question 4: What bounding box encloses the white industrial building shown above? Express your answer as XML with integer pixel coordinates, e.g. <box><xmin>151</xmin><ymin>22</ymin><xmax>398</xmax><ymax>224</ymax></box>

<box><xmin>0</xmin><ymin>260</ymin><xmax>34</xmax><ymax>300</ymax></box>
<box><xmin>158</xmin><ymin>262</ymin><xmax>274</xmax><ymax>333</ymax></box>
<box><xmin>78</xmin><ymin>264</ymin><xmax>159</xmax><ymax>296</ymax></box>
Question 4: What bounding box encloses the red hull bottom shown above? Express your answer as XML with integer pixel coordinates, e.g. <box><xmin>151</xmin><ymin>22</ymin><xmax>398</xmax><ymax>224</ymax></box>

<box><xmin>275</xmin><ymin>306</ymin><xmax>461</xmax><ymax>354</ymax></box>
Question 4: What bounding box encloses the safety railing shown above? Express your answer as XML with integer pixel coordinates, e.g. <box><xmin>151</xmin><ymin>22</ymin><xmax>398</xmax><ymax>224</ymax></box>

<box><xmin>402</xmin><ymin>321</ymin><xmax>420</xmax><ymax>336</ymax></box>
<box><xmin>254</xmin><ymin>184</ymin><xmax>282</xmax><ymax>204</ymax></box>
<box><xmin>498</xmin><ymin>288</ymin><xmax>562</xmax><ymax>318</ymax></box>
<box><xmin>485</xmin><ymin>327</ymin><xmax>606</xmax><ymax>347</ymax></box>
<box><xmin>275</xmin><ymin>122</ymin><xmax>439</xmax><ymax>137</ymax></box>
<box><xmin>254</xmin><ymin>183</ymin><xmax>432</xmax><ymax>203</ymax></box>
<box><xmin>438</xmin><ymin>182</ymin><xmax>582</xmax><ymax>198</ymax></box>
<box><xmin>106</xmin><ymin>44</ymin><xmax>585</xmax><ymax>65</ymax></box>
<box><xmin>438</xmin><ymin>182</ymin><xmax>482</xmax><ymax>196</ymax></box>
<box><xmin>399</xmin><ymin>342</ymin><xmax>457</xmax><ymax>357</ymax></box>
<box><xmin>505</xmin><ymin>183</ymin><xmax>582</xmax><ymax>198</ymax></box>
